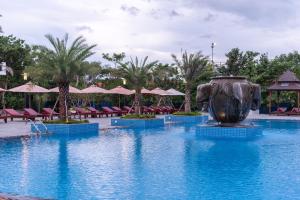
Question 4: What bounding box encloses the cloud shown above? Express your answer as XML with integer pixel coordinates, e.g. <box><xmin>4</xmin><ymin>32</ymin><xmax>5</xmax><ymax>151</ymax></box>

<box><xmin>203</xmin><ymin>13</ymin><xmax>216</xmax><ymax>22</ymax></box>
<box><xmin>2</xmin><ymin>0</ymin><xmax>300</xmax><ymax>64</ymax></box>
<box><xmin>76</xmin><ymin>25</ymin><xmax>93</xmax><ymax>33</ymax></box>
<box><xmin>170</xmin><ymin>10</ymin><xmax>180</xmax><ymax>17</ymax></box>
<box><xmin>189</xmin><ymin>0</ymin><xmax>299</xmax><ymax>28</ymax></box>
<box><xmin>120</xmin><ymin>5</ymin><xmax>140</xmax><ymax>16</ymax></box>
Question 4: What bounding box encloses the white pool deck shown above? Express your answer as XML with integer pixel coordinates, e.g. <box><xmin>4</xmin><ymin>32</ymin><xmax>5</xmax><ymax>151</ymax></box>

<box><xmin>0</xmin><ymin>111</ymin><xmax>300</xmax><ymax>139</ymax></box>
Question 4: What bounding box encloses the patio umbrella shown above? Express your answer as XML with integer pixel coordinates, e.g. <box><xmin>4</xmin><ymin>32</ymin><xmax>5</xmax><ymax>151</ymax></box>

<box><xmin>8</xmin><ymin>81</ymin><xmax>49</xmax><ymax>109</ymax></box>
<box><xmin>108</xmin><ymin>86</ymin><xmax>134</xmax><ymax>107</ymax></box>
<box><xmin>132</xmin><ymin>87</ymin><xmax>153</xmax><ymax>94</ymax></box>
<box><xmin>49</xmin><ymin>86</ymin><xmax>82</xmax><ymax>94</ymax></box>
<box><xmin>108</xmin><ymin>86</ymin><xmax>134</xmax><ymax>95</ymax></box>
<box><xmin>81</xmin><ymin>85</ymin><xmax>109</xmax><ymax>107</ymax></box>
<box><xmin>49</xmin><ymin>85</ymin><xmax>83</xmax><ymax>112</ymax></box>
<box><xmin>166</xmin><ymin>88</ymin><xmax>185</xmax><ymax>96</ymax></box>
<box><xmin>8</xmin><ymin>81</ymin><xmax>49</xmax><ymax>93</ymax></box>
<box><xmin>150</xmin><ymin>88</ymin><xmax>182</xmax><ymax>106</ymax></box>
<box><xmin>81</xmin><ymin>85</ymin><xmax>109</xmax><ymax>94</ymax></box>
<box><xmin>150</xmin><ymin>87</ymin><xmax>172</xmax><ymax>96</ymax></box>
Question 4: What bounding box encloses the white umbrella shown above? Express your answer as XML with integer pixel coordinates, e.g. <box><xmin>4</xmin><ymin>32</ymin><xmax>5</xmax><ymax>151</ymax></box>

<box><xmin>166</xmin><ymin>88</ymin><xmax>185</xmax><ymax>96</ymax></box>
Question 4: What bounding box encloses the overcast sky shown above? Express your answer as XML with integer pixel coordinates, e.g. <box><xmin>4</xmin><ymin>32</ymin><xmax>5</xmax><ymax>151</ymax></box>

<box><xmin>1</xmin><ymin>0</ymin><xmax>300</xmax><ymax>63</ymax></box>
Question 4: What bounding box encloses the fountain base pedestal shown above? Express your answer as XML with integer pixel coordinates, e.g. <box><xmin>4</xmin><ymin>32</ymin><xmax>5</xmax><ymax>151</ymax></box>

<box><xmin>196</xmin><ymin>124</ymin><xmax>262</xmax><ymax>140</ymax></box>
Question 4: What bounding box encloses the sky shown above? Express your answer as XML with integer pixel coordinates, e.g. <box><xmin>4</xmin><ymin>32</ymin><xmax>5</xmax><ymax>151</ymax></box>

<box><xmin>1</xmin><ymin>0</ymin><xmax>300</xmax><ymax>64</ymax></box>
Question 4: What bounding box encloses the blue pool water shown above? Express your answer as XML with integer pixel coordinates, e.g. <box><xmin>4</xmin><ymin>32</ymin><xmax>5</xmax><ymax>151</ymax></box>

<box><xmin>1</xmin><ymin>120</ymin><xmax>300</xmax><ymax>199</ymax></box>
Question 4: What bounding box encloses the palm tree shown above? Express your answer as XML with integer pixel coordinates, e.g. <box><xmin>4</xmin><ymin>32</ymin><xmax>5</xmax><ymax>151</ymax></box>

<box><xmin>41</xmin><ymin>34</ymin><xmax>96</xmax><ymax>120</ymax></box>
<box><xmin>171</xmin><ymin>51</ymin><xmax>209</xmax><ymax>112</ymax></box>
<box><xmin>118</xmin><ymin>56</ymin><xmax>158</xmax><ymax>114</ymax></box>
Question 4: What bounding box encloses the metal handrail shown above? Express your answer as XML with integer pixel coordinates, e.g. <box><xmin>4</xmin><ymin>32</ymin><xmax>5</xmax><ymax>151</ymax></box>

<box><xmin>37</xmin><ymin>119</ymin><xmax>48</xmax><ymax>133</ymax></box>
<box><xmin>28</xmin><ymin>119</ymin><xmax>49</xmax><ymax>134</ymax></box>
<box><xmin>28</xmin><ymin>119</ymin><xmax>41</xmax><ymax>134</ymax></box>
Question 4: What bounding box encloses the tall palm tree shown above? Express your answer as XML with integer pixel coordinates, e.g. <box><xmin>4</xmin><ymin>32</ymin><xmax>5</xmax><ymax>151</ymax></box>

<box><xmin>172</xmin><ymin>51</ymin><xmax>209</xmax><ymax>112</ymax></box>
<box><xmin>118</xmin><ymin>56</ymin><xmax>158</xmax><ymax>114</ymax></box>
<box><xmin>41</xmin><ymin>34</ymin><xmax>96</xmax><ymax>120</ymax></box>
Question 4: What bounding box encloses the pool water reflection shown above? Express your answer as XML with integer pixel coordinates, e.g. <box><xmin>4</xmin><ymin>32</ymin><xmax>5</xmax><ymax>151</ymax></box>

<box><xmin>0</xmin><ymin>120</ymin><xmax>300</xmax><ymax>199</ymax></box>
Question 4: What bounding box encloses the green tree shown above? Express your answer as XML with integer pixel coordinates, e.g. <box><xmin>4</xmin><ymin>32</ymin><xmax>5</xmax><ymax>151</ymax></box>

<box><xmin>0</xmin><ymin>35</ymin><xmax>32</xmax><ymax>108</ymax></box>
<box><xmin>118</xmin><ymin>56</ymin><xmax>158</xmax><ymax>114</ymax></box>
<box><xmin>172</xmin><ymin>51</ymin><xmax>210</xmax><ymax>112</ymax></box>
<box><xmin>150</xmin><ymin>63</ymin><xmax>179</xmax><ymax>89</ymax></box>
<box><xmin>75</xmin><ymin>61</ymin><xmax>102</xmax><ymax>87</ymax></box>
<box><xmin>219</xmin><ymin>48</ymin><xmax>259</xmax><ymax>76</ymax></box>
<box><xmin>102</xmin><ymin>52</ymin><xmax>126</xmax><ymax>67</ymax></box>
<box><xmin>38</xmin><ymin>34</ymin><xmax>96</xmax><ymax>120</ymax></box>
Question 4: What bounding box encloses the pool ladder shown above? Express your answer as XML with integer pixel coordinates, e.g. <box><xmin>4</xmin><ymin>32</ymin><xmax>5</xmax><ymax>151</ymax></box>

<box><xmin>28</xmin><ymin>119</ymin><xmax>49</xmax><ymax>135</ymax></box>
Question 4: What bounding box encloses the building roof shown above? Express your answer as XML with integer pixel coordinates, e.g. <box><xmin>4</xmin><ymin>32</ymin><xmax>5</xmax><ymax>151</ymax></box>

<box><xmin>267</xmin><ymin>70</ymin><xmax>300</xmax><ymax>91</ymax></box>
<box><xmin>277</xmin><ymin>70</ymin><xmax>300</xmax><ymax>83</ymax></box>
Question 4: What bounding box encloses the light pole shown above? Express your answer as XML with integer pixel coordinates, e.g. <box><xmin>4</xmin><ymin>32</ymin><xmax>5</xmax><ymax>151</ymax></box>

<box><xmin>211</xmin><ymin>42</ymin><xmax>216</xmax><ymax>64</ymax></box>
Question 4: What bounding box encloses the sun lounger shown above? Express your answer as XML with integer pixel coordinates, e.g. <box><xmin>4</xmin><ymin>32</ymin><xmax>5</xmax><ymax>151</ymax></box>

<box><xmin>23</xmin><ymin>108</ymin><xmax>43</xmax><ymax>121</ymax></box>
<box><xmin>123</xmin><ymin>106</ymin><xmax>134</xmax><ymax>113</ymax></box>
<box><xmin>270</xmin><ymin>107</ymin><xmax>288</xmax><ymax>115</ymax></box>
<box><xmin>286</xmin><ymin>107</ymin><xmax>300</xmax><ymax>116</ymax></box>
<box><xmin>112</xmin><ymin>106</ymin><xmax>127</xmax><ymax>115</ymax></box>
<box><xmin>142</xmin><ymin>106</ymin><xmax>155</xmax><ymax>114</ymax></box>
<box><xmin>3</xmin><ymin>108</ymin><xmax>25</xmax><ymax>121</ymax></box>
<box><xmin>150</xmin><ymin>106</ymin><xmax>164</xmax><ymax>114</ymax></box>
<box><xmin>102</xmin><ymin>106</ymin><xmax>118</xmax><ymax>117</ymax></box>
<box><xmin>75</xmin><ymin>107</ymin><xmax>92</xmax><ymax>120</ymax></box>
<box><xmin>87</xmin><ymin>107</ymin><xmax>104</xmax><ymax>118</ymax></box>
<box><xmin>42</xmin><ymin>108</ymin><xmax>59</xmax><ymax>120</ymax></box>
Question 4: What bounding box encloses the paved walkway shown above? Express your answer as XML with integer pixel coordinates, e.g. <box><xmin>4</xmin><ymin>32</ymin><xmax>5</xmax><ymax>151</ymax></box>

<box><xmin>0</xmin><ymin>113</ymin><xmax>300</xmax><ymax>139</ymax></box>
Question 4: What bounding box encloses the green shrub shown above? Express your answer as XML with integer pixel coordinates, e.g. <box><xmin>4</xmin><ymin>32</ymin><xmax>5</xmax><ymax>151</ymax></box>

<box><xmin>172</xmin><ymin>111</ymin><xmax>202</xmax><ymax>116</ymax></box>
<box><xmin>121</xmin><ymin>114</ymin><xmax>156</xmax><ymax>119</ymax></box>
<box><xmin>43</xmin><ymin>119</ymin><xmax>89</xmax><ymax>124</ymax></box>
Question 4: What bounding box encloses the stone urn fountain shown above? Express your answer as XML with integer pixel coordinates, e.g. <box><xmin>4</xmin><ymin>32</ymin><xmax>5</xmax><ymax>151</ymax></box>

<box><xmin>196</xmin><ymin>76</ymin><xmax>261</xmax><ymax>126</ymax></box>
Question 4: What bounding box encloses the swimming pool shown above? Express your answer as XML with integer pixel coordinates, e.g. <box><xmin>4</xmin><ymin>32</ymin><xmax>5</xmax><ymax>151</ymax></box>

<box><xmin>1</xmin><ymin>119</ymin><xmax>300</xmax><ymax>199</ymax></box>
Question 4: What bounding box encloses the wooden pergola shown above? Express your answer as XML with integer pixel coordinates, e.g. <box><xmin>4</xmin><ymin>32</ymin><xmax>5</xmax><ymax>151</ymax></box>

<box><xmin>267</xmin><ymin>70</ymin><xmax>300</xmax><ymax>113</ymax></box>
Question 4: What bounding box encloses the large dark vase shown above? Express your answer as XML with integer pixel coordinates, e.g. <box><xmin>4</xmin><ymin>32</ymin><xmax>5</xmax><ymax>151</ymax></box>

<box><xmin>196</xmin><ymin>76</ymin><xmax>261</xmax><ymax>124</ymax></box>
